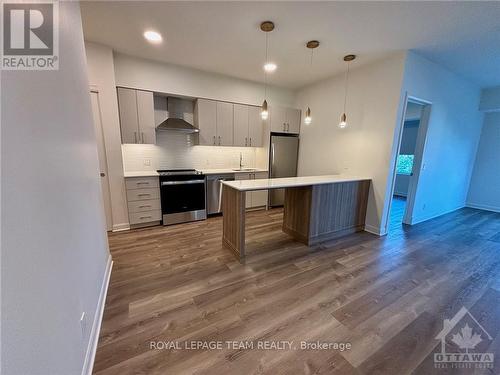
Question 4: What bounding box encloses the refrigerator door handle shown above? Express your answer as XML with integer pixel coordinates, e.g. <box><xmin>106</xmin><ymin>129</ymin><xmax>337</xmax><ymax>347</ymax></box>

<box><xmin>271</xmin><ymin>143</ymin><xmax>275</xmax><ymax>174</ymax></box>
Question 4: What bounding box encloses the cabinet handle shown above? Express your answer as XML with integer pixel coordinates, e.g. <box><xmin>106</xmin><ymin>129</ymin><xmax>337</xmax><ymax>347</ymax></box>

<box><xmin>137</xmin><ymin>182</ymin><xmax>149</xmax><ymax>185</ymax></box>
<box><xmin>139</xmin><ymin>205</ymin><xmax>151</xmax><ymax>208</ymax></box>
<box><xmin>134</xmin><ymin>132</ymin><xmax>137</xmax><ymax>143</ymax></box>
<box><xmin>218</xmin><ymin>136</ymin><xmax>221</xmax><ymax>145</ymax></box>
<box><xmin>250</xmin><ymin>137</ymin><xmax>252</xmax><ymax>146</ymax></box>
<box><xmin>245</xmin><ymin>137</ymin><xmax>247</xmax><ymax>146</ymax></box>
<box><xmin>283</xmin><ymin>123</ymin><xmax>286</xmax><ymax>131</ymax></box>
<box><xmin>141</xmin><ymin>132</ymin><xmax>145</xmax><ymax>143</ymax></box>
<box><xmin>213</xmin><ymin>135</ymin><xmax>216</xmax><ymax>145</ymax></box>
<box><xmin>137</xmin><ymin>193</ymin><xmax>151</xmax><ymax>197</ymax></box>
<box><xmin>140</xmin><ymin>216</ymin><xmax>152</xmax><ymax>220</ymax></box>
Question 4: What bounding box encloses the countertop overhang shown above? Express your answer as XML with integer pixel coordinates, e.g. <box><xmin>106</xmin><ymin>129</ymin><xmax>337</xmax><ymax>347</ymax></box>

<box><xmin>123</xmin><ymin>168</ymin><xmax>268</xmax><ymax>178</ymax></box>
<box><xmin>222</xmin><ymin>175</ymin><xmax>371</xmax><ymax>191</ymax></box>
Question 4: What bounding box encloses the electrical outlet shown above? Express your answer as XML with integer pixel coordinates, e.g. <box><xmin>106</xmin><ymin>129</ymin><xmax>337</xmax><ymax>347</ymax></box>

<box><xmin>80</xmin><ymin>312</ymin><xmax>87</xmax><ymax>337</ymax></box>
<box><xmin>143</xmin><ymin>158</ymin><xmax>151</xmax><ymax>167</ymax></box>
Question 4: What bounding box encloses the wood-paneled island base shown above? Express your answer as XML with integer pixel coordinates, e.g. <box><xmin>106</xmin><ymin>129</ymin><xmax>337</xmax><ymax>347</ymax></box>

<box><xmin>222</xmin><ymin>175</ymin><xmax>371</xmax><ymax>263</ymax></box>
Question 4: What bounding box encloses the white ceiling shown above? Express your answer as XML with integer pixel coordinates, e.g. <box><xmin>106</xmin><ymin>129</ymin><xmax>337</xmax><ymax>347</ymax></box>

<box><xmin>80</xmin><ymin>1</ymin><xmax>500</xmax><ymax>90</ymax></box>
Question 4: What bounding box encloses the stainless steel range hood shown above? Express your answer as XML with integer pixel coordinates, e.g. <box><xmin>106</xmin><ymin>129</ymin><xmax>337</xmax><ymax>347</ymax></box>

<box><xmin>156</xmin><ymin>96</ymin><xmax>199</xmax><ymax>133</ymax></box>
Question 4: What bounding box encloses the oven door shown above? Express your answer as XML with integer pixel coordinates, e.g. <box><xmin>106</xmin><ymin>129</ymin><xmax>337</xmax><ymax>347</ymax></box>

<box><xmin>160</xmin><ymin>179</ymin><xmax>206</xmax><ymax>225</ymax></box>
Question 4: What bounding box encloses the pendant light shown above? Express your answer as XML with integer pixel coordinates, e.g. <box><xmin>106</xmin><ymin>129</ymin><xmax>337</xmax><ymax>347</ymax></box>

<box><xmin>339</xmin><ymin>54</ymin><xmax>356</xmax><ymax>129</ymax></box>
<box><xmin>304</xmin><ymin>40</ymin><xmax>319</xmax><ymax>125</ymax></box>
<box><xmin>260</xmin><ymin>21</ymin><xmax>274</xmax><ymax>120</ymax></box>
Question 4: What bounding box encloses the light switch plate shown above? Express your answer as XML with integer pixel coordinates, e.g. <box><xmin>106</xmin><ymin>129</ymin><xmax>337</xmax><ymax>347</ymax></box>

<box><xmin>143</xmin><ymin>159</ymin><xmax>151</xmax><ymax>167</ymax></box>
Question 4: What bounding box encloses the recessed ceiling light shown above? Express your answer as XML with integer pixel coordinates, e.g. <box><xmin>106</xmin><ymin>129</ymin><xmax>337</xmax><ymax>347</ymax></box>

<box><xmin>263</xmin><ymin>62</ymin><xmax>277</xmax><ymax>73</ymax></box>
<box><xmin>144</xmin><ymin>30</ymin><xmax>162</xmax><ymax>44</ymax></box>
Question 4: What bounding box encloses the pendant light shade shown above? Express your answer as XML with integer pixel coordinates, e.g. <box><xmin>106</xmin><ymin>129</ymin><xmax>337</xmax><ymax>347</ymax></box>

<box><xmin>304</xmin><ymin>107</ymin><xmax>312</xmax><ymax>125</ymax></box>
<box><xmin>261</xmin><ymin>99</ymin><xmax>269</xmax><ymax>120</ymax></box>
<box><xmin>339</xmin><ymin>113</ymin><xmax>347</xmax><ymax>129</ymax></box>
<box><xmin>260</xmin><ymin>21</ymin><xmax>274</xmax><ymax>121</ymax></box>
<box><xmin>304</xmin><ymin>40</ymin><xmax>319</xmax><ymax>125</ymax></box>
<box><xmin>339</xmin><ymin>54</ymin><xmax>355</xmax><ymax>129</ymax></box>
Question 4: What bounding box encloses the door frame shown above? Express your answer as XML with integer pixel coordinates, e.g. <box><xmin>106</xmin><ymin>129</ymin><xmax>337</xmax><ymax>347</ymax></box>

<box><xmin>90</xmin><ymin>86</ymin><xmax>113</xmax><ymax>231</ymax></box>
<box><xmin>385</xmin><ymin>94</ymin><xmax>432</xmax><ymax>230</ymax></box>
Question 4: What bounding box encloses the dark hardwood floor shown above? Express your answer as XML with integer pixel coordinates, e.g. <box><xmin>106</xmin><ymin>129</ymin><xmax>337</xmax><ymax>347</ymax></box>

<box><xmin>389</xmin><ymin>195</ymin><xmax>407</xmax><ymax>231</ymax></box>
<box><xmin>94</xmin><ymin>206</ymin><xmax>500</xmax><ymax>375</ymax></box>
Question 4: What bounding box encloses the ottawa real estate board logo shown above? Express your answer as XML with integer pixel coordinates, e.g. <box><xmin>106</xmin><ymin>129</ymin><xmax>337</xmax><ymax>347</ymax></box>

<box><xmin>1</xmin><ymin>1</ymin><xmax>59</xmax><ymax>70</ymax></box>
<box><xmin>434</xmin><ymin>307</ymin><xmax>494</xmax><ymax>370</ymax></box>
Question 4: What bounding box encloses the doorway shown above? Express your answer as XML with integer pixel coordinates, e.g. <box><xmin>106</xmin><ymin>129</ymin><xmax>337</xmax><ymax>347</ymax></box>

<box><xmin>387</xmin><ymin>98</ymin><xmax>431</xmax><ymax>232</ymax></box>
<box><xmin>90</xmin><ymin>89</ymin><xmax>113</xmax><ymax>231</ymax></box>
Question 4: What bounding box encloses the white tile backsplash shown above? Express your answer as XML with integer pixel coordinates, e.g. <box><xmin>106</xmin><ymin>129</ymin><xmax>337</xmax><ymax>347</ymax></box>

<box><xmin>122</xmin><ymin>131</ymin><xmax>262</xmax><ymax>172</ymax></box>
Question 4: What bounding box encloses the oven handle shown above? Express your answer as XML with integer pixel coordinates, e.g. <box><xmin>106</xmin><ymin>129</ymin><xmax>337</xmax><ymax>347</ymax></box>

<box><xmin>161</xmin><ymin>180</ymin><xmax>205</xmax><ymax>186</ymax></box>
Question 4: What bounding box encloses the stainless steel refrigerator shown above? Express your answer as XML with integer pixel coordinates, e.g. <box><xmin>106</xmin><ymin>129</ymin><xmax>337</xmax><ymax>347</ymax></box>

<box><xmin>268</xmin><ymin>133</ymin><xmax>299</xmax><ymax>207</ymax></box>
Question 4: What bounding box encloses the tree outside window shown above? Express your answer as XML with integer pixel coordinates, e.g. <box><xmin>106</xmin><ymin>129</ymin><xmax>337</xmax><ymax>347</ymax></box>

<box><xmin>396</xmin><ymin>154</ymin><xmax>414</xmax><ymax>175</ymax></box>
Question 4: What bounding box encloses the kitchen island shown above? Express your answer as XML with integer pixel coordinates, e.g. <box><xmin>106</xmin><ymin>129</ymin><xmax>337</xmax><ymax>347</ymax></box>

<box><xmin>222</xmin><ymin>175</ymin><xmax>371</xmax><ymax>263</ymax></box>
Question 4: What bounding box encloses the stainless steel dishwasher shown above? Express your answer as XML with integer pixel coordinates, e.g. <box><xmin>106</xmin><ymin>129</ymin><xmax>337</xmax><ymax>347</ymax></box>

<box><xmin>206</xmin><ymin>174</ymin><xmax>235</xmax><ymax>215</ymax></box>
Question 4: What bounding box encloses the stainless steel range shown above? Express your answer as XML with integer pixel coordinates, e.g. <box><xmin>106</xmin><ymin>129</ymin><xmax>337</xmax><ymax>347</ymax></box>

<box><xmin>158</xmin><ymin>169</ymin><xmax>206</xmax><ymax>225</ymax></box>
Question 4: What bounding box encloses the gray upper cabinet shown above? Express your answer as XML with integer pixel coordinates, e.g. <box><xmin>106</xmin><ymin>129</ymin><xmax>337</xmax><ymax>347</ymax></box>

<box><xmin>216</xmin><ymin>101</ymin><xmax>234</xmax><ymax>146</ymax></box>
<box><xmin>233</xmin><ymin>104</ymin><xmax>249</xmax><ymax>147</ymax></box>
<box><xmin>195</xmin><ymin>99</ymin><xmax>234</xmax><ymax>146</ymax></box>
<box><xmin>117</xmin><ymin>88</ymin><xmax>138</xmax><ymax>144</ymax></box>
<box><xmin>232</xmin><ymin>104</ymin><xmax>263</xmax><ymax>147</ymax></box>
<box><xmin>248</xmin><ymin>106</ymin><xmax>263</xmax><ymax>147</ymax></box>
<box><xmin>270</xmin><ymin>105</ymin><xmax>287</xmax><ymax>133</ymax></box>
<box><xmin>136</xmin><ymin>90</ymin><xmax>155</xmax><ymax>144</ymax></box>
<box><xmin>117</xmin><ymin>87</ymin><xmax>155</xmax><ymax>144</ymax></box>
<box><xmin>286</xmin><ymin>108</ymin><xmax>301</xmax><ymax>134</ymax></box>
<box><xmin>270</xmin><ymin>105</ymin><xmax>301</xmax><ymax>134</ymax></box>
<box><xmin>195</xmin><ymin>99</ymin><xmax>264</xmax><ymax>147</ymax></box>
<box><xmin>195</xmin><ymin>99</ymin><xmax>217</xmax><ymax>145</ymax></box>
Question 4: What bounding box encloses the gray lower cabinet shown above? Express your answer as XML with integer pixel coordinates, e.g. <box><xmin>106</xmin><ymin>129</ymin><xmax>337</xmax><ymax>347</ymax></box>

<box><xmin>235</xmin><ymin>172</ymin><xmax>268</xmax><ymax>209</ymax></box>
<box><xmin>117</xmin><ymin>87</ymin><xmax>155</xmax><ymax>144</ymax></box>
<box><xmin>125</xmin><ymin>176</ymin><xmax>161</xmax><ymax>227</ymax></box>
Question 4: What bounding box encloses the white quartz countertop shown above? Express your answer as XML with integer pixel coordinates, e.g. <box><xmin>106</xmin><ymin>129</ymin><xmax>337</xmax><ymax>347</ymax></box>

<box><xmin>123</xmin><ymin>169</ymin><xmax>268</xmax><ymax>178</ymax></box>
<box><xmin>200</xmin><ymin>168</ymin><xmax>268</xmax><ymax>175</ymax></box>
<box><xmin>124</xmin><ymin>171</ymin><xmax>159</xmax><ymax>178</ymax></box>
<box><xmin>222</xmin><ymin>175</ymin><xmax>371</xmax><ymax>191</ymax></box>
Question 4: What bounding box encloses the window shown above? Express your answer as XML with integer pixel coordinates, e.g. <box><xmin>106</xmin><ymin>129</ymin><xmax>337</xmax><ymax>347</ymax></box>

<box><xmin>396</xmin><ymin>154</ymin><xmax>414</xmax><ymax>175</ymax></box>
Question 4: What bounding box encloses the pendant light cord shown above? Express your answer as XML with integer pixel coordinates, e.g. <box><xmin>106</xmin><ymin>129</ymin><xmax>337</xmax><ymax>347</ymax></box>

<box><xmin>264</xmin><ymin>32</ymin><xmax>269</xmax><ymax>98</ymax></box>
<box><xmin>308</xmin><ymin>48</ymin><xmax>314</xmax><ymax>111</ymax></box>
<box><xmin>343</xmin><ymin>61</ymin><xmax>350</xmax><ymax>113</ymax></box>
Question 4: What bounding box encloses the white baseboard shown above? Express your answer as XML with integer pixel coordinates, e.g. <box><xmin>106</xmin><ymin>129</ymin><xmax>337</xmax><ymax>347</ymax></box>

<box><xmin>364</xmin><ymin>223</ymin><xmax>386</xmax><ymax>236</ymax></box>
<box><xmin>466</xmin><ymin>202</ymin><xmax>500</xmax><ymax>213</ymax></box>
<box><xmin>112</xmin><ymin>222</ymin><xmax>130</xmax><ymax>232</ymax></box>
<box><xmin>81</xmin><ymin>255</ymin><xmax>113</xmax><ymax>375</ymax></box>
<box><xmin>410</xmin><ymin>205</ymin><xmax>464</xmax><ymax>225</ymax></box>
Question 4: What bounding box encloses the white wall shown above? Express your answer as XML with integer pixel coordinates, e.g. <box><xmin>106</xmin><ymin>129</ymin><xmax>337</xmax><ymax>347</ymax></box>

<box><xmin>400</xmin><ymin>52</ymin><xmax>483</xmax><ymax>224</ymax></box>
<box><xmin>295</xmin><ymin>53</ymin><xmax>407</xmax><ymax>234</ymax></box>
<box><xmin>1</xmin><ymin>3</ymin><xmax>111</xmax><ymax>375</ymax></box>
<box><xmin>113</xmin><ymin>52</ymin><xmax>296</xmax><ymax>108</ymax></box>
<box><xmin>467</xmin><ymin>112</ymin><xmax>500</xmax><ymax>212</ymax></box>
<box><xmin>85</xmin><ymin>42</ymin><xmax>129</xmax><ymax>231</ymax></box>
<box><xmin>479</xmin><ymin>85</ymin><xmax>500</xmax><ymax>112</ymax></box>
